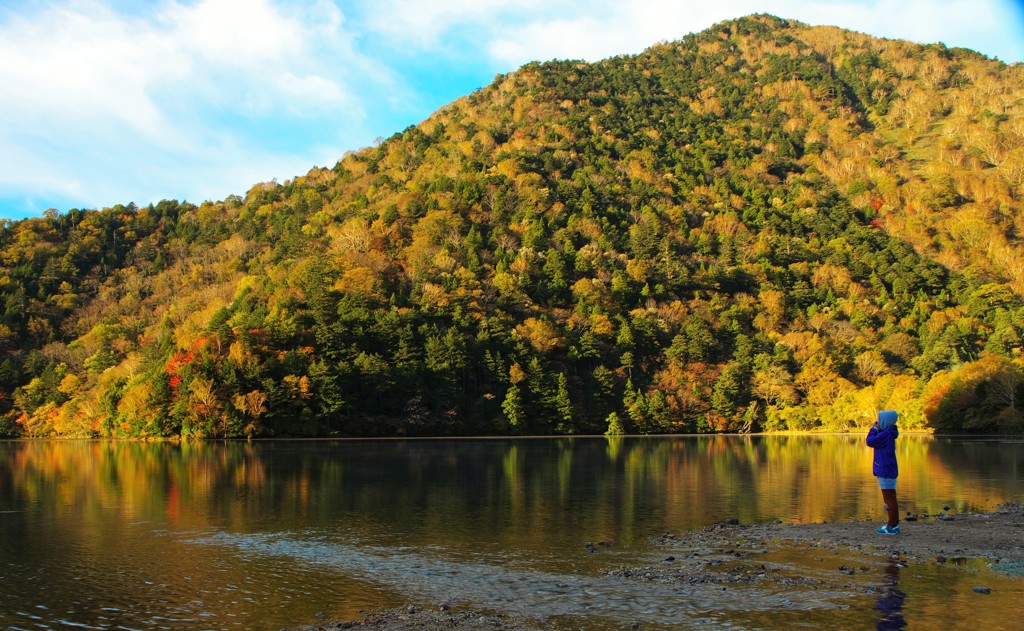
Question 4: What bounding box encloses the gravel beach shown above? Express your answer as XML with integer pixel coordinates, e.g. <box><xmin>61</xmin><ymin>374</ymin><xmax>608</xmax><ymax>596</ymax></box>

<box><xmin>294</xmin><ymin>502</ymin><xmax>1024</xmax><ymax>630</ymax></box>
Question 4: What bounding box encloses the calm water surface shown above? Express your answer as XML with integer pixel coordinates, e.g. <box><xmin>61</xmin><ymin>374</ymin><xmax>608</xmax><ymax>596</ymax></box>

<box><xmin>1</xmin><ymin>435</ymin><xmax>1022</xmax><ymax>630</ymax></box>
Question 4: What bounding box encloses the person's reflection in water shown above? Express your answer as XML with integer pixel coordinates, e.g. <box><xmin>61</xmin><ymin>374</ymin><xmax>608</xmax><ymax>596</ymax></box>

<box><xmin>875</xmin><ymin>562</ymin><xmax>907</xmax><ymax>630</ymax></box>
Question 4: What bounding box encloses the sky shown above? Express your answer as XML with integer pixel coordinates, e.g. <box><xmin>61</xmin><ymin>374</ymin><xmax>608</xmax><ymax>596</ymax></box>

<box><xmin>1</xmin><ymin>0</ymin><xmax>1023</xmax><ymax>220</ymax></box>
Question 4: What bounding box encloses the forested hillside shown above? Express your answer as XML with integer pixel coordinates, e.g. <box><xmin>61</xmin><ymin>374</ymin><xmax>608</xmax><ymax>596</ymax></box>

<box><xmin>2</xmin><ymin>14</ymin><xmax>1023</xmax><ymax>438</ymax></box>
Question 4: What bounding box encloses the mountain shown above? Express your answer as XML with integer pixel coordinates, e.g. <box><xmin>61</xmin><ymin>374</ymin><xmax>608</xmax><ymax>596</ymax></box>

<box><xmin>2</xmin><ymin>14</ymin><xmax>1023</xmax><ymax>438</ymax></box>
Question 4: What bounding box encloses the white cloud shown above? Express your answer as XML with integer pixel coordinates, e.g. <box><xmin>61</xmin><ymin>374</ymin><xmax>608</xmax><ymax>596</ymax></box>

<box><xmin>0</xmin><ymin>2</ymin><xmax>164</xmax><ymax>134</ymax></box>
<box><xmin>0</xmin><ymin>0</ymin><xmax>382</xmax><ymax>215</ymax></box>
<box><xmin>159</xmin><ymin>0</ymin><xmax>303</xmax><ymax>67</ymax></box>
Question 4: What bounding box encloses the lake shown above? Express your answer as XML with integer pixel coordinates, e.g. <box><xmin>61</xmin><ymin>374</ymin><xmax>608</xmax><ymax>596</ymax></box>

<box><xmin>1</xmin><ymin>435</ymin><xmax>1022</xmax><ymax>629</ymax></box>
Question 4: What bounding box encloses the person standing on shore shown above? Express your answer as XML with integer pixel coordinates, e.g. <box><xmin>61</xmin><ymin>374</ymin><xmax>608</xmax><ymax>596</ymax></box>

<box><xmin>867</xmin><ymin>410</ymin><xmax>900</xmax><ymax>535</ymax></box>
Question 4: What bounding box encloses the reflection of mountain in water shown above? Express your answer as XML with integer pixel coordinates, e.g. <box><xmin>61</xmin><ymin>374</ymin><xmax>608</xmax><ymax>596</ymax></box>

<box><xmin>5</xmin><ymin>438</ymin><xmax>1024</xmax><ymax>630</ymax></box>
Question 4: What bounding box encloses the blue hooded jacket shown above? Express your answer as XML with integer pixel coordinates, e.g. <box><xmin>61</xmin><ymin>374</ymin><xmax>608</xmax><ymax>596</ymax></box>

<box><xmin>866</xmin><ymin>410</ymin><xmax>899</xmax><ymax>478</ymax></box>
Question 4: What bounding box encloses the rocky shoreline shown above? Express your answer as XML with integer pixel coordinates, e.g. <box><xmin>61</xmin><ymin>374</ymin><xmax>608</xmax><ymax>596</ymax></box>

<box><xmin>295</xmin><ymin>502</ymin><xmax>1024</xmax><ymax>630</ymax></box>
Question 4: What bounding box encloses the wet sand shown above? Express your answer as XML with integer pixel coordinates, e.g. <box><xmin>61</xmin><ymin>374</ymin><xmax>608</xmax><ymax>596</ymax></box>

<box><xmin>295</xmin><ymin>502</ymin><xmax>1024</xmax><ymax>630</ymax></box>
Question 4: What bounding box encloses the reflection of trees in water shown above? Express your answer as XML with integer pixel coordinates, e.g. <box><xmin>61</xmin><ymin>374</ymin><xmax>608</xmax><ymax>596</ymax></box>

<box><xmin>875</xmin><ymin>563</ymin><xmax>907</xmax><ymax>630</ymax></box>
<box><xmin>6</xmin><ymin>435</ymin><xmax>1022</xmax><ymax>537</ymax></box>
<box><xmin>931</xmin><ymin>438</ymin><xmax>1024</xmax><ymax>476</ymax></box>
<box><xmin>926</xmin><ymin>437</ymin><xmax>1024</xmax><ymax>511</ymax></box>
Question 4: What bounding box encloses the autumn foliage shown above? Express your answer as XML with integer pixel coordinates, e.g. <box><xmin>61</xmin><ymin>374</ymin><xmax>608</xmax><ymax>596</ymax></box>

<box><xmin>2</xmin><ymin>15</ymin><xmax>1024</xmax><ymax>438</ymax></box>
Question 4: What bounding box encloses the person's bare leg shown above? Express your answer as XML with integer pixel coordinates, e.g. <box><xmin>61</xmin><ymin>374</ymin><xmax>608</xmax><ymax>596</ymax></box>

<box><xmin>882</xmin><ymin>489</ymin><xmax>899</xmax><ymax>527</ymax></box>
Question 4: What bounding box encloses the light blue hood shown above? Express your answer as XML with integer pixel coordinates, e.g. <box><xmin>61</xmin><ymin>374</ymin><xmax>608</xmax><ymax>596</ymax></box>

<box><xmin>878</xmin><ymin>410</ymin><xmax>898</xmax><ymax>430</ymax></box>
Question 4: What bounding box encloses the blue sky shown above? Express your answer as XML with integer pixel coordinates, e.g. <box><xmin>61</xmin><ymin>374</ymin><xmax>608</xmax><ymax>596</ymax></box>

<box><xmin>1</xmin><ymin>0</ymin><xmax>1023</xmax><ymax>220</ymax></box>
